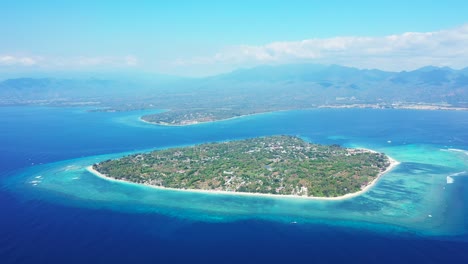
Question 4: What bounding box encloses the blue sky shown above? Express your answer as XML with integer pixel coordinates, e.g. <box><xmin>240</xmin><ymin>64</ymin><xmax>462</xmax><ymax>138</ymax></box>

<box><xmin>1</xmin><ymin>0</ymin><xmax>468</xmax><ymax>76</ymax></box>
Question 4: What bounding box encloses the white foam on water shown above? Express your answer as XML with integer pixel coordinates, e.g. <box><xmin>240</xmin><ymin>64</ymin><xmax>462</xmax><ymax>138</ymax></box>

<box><xmin>446</xmin><ymin>176</ymin><xmax>454</xmax><ymax>184</ymax></box>
<box><xmin>448</xmin><ymin>171</ymin><xmax>467</xmax><ymax>177</ymax></box>
<box><xmin>446</xmin><ymin>148</ymin><xmax>468</xmax><ymax>156</ymax></box>
<box><xmin>445</xmin><ymin>171</ymin><xmax>467</xmax><ymax>184</ymax></box>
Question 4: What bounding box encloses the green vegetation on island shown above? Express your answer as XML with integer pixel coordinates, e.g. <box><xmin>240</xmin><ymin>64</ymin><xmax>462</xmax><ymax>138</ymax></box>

<box><xmin>92</xmin><ymin>136</ymin><xmax>392</xmax><ymax>197</ymax></box>
<box><xmin>140</xmin><ymin>108</ymin><xmax>276</xmax><ymax>125</ymax></box>
<box><xmin>140</xmin><ymin>104</ymin><xmax>468</xmax><ymax>126</ymax></box>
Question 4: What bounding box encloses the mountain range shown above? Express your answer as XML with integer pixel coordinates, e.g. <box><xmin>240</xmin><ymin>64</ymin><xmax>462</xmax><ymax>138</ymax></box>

<box><xmin>1</xmin><ymin>64</ymin><xmax>467</xmax><ymax>109</ymax></box>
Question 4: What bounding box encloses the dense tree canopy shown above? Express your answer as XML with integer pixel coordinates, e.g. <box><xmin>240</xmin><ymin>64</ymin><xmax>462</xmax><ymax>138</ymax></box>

<box><xmin>94</xmin><ymin>136</ymin><xmax>391</xmax><ymax>197</ymax></box>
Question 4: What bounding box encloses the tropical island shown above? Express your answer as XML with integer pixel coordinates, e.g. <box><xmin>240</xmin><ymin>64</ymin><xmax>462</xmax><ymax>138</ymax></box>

<box><xmin>140</xmin><ymin>108</ymin><xmax>276</xmax><ymax>126</ymax></box>
<box><xmin>89</xmin><ymin>136</ymin><xmax>398</xmax><ymax>198</ymax></box>
<box><xmin>140</xmin><ymin>103</ymin><xmax>468</xmax><ymax>126</ymax></box>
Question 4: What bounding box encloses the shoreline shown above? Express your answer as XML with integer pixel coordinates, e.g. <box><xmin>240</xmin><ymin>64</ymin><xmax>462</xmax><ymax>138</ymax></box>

<box><xmin>86</xmin><ymin>154</ymin><xmax>400</xmax><ymax>201</ymax></box>
<box><xmin>317</xmin><ymin>104</ymin><xmax>468</xmax><ymax>111</ymax></box>
<box><xmin>139</xmin><ymin>106</ymin><xmax>468</xmax><ymax>127</ymax></box>
<box><xmin>139</xmin><ymin>111</ymin><xmax>271</xmax><ymax>127</ymax></box>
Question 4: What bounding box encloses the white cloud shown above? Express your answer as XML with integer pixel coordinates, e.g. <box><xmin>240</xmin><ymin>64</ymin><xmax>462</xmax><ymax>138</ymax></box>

<box><xmin>0</xmin><ymin>55</ymin><xmax>38</xmax><ymax>66</ymax></box>
<box><xmin>0</xmin><ymin>54</ymin><xmax>139</xmax><ymax>68</ymax></box>
<box><xmin>124</xmin><ymin>55</ymin><xmax>138</xmax><ymax>66</ymax></box>
<box><xmin>176</xmin><ymin>24</ymin><xmax>468</xmax><ymax>71</ymax></box>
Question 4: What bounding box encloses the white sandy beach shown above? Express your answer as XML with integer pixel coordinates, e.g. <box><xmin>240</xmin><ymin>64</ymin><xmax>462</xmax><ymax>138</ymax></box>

<box><xmin>139</xmin><ymin>105</ymin><xmax>468</xmax><ymax>127</ymax></box>
<box><xmin>138</xmin><ymin>109</ymin><xmax>296</xmax><ymax>127</ymax></box>
<box><xmin>86</xmin><ymin>154</ymin><xmax>400</xmax><ymax>201</ymax></box>
<box><xmin>139</xmin><ymin>113</ymin><xmax>257</xmax><ymax>127</ymax></box>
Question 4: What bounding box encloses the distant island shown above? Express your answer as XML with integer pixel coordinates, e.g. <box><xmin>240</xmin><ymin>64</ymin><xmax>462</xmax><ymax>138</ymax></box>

<box><xmin>89</xmin><ymin>136</ymin><xmax>398</xmax><ymax>198</ymax></box>
<box><xmin>140</xmin><ymin>103</ymin><xmax>468</xmax><ymax>126</ymax></box>
<box><xmin>140</xmin><ymin>108</ymin><xmax>274</xmax><ymax>126</ymax></box>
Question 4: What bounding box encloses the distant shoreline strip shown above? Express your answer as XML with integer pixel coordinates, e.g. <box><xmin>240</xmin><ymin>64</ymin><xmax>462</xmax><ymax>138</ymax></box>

<box><xmin>139</xmin><ymin>106</ymin><xmax>468</xmax><ymax>127</ymax></box>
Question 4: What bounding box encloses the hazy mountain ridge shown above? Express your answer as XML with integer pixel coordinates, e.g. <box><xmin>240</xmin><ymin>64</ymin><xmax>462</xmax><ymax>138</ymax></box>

<box><xmin>1</xmin><ymin>64</ymin><xmax>467</xmax><ymax>108</ymax></box>
<box><xmin>198</xmin><ymin>64</ymin><xmax>468</xmax><ymax>107</ymax></box>
<box><xmin>0</xmin><ymin>77</ymin><xmax>175</xmax><ymax>106</ymax></box>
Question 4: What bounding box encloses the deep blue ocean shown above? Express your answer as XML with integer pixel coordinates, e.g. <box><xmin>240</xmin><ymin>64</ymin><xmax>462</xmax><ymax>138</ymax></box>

<box><xmin>1</xmin><ymin>106</ymin><xmax>467</xmax><ymax>263</ymax></box>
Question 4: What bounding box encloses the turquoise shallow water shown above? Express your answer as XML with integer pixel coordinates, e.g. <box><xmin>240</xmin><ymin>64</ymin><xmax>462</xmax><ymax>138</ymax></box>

<box><xmin>2</xmin><ymin>108</ymin><xmax>468</xmax><ymax>238</ymax></box>
<box><xmin>1</xmin><ymin>107</ymin><xmax>468</xmax><ymax>263</ymax></box>
<box><xmin>5</xmin><ymin>143</ymin><xmax>467</xmax><ymax>237</ymax></box>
